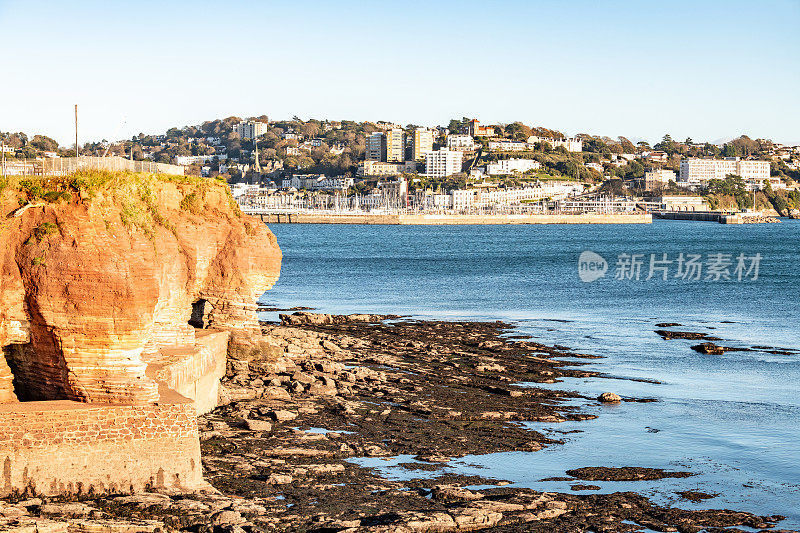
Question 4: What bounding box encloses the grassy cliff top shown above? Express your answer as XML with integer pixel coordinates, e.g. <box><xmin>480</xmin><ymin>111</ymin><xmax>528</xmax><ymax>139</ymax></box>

<box><xmin>0</xmin><ymin>170</ymin><xmax>242</xmax><ymax>240</ymax></box>
<box><xmin>0</xmin><ymin>169</ymin><xmax>224</xmax><ymax>202</ymax></box>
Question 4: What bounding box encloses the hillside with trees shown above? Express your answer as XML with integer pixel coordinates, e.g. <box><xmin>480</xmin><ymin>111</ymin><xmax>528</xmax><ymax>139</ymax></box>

<box><xmin>2</xmin><ymin>119</ymin><xmax>798</xmax><ymax>194</ymax></box>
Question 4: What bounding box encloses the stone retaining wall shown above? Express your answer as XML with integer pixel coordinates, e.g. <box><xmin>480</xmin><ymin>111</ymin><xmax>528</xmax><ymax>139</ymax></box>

<box><xmin>0</xmin><ymin>328</ymin><xmax>230</xmax><ymax>496</ymax></box>
<box><xmin>146</xmin><ymin>330</ymin><xmax>230</xmax><ymax>415</ymax></box>
<box><xmin>0</xmin><ymin>398</ymin><xmax>203</xmax><ymax>495</ymax></box>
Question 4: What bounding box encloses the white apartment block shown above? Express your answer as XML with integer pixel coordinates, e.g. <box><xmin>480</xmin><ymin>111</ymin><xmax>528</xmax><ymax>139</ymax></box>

<box><xmin>313</xmin><ymin>176</ymin><xmax>354</xmax><ymax>190</ymax></box>
<box><xmin>411</xmin><ymin>129</ymin><xmax>434</xmax><ymax>161</ymax></box>
<box><xmin>644</xmin><ymin>169</ymin><xmax>676</xmax><ymax>190</ymax></box>
<box><xmin>283</xmin><ymin>175</ymin><xmax>351</xmax><ymax>190</ymax></box>
<box><xmin>679</xmin><ymin>158</ymin><xmax>777</xmax><ymax>190</ymax></box>
<box><xmin>235</xmin><ymin>121</ymin><xmax>268</xmax><ymax>140</ymax></box>
<box><xmin>486</xmin><ymin>158</ymin><xmax>541</xmax><ymax>175</ymax></box>
<box><xmin>451</xmin><ymin>189</ymin><xmax>475</xmax><ymax>210</ymax></box>
<box><xmin>366</xmin><ymin>132</ymin><xmax>386</xmax><ymax>161</ymax></box>
<box><xmin>425</xmin><ymin>193</ymin><xmax>454</xmax><ymax>209</ymax></box>
<box><xmin>477</xmin><ymin>182</ymin><xmax>584</xmax><ymax>206</ymax></box>
<box><xmin>281</xmin><ymin>176</ymin><xmax>302</xmax><ymax>189</ymax></box>
<box><xmin>229</xmin><ymin>183</ymin><xmax>260</xmax><ymax>198</ymax></box>
<box><xmin>487</xmin><ymin>140</ymin><xmax>529</xmax><ymax>152</ymax></box>
<box><xmin>527</xmin><ymin>136</ymin><xmax>583</xmax><ymax>152</ymax></box>
<box><xmin>447</xmin><ymin>134</ymin><xmax>477</xmax><ymax>151</ymax></box>
<box><xmin>386</xmin><ymin>128</ymin><xmax>405</xmax><ymax>162</ymax></box>
<box><xmin>449</xmin><ymin>181</ymin><xmax>584</xmax><ymax>210</ymax></box>
<box><xmin>359</xmin><ymin>160</ymin><xmax>415</xmax><ymax>176</ymax></box>
<box><xmin>424</xmin><ymin>149</ymin><xmax>463</xmax><ymax>179</ymax></box>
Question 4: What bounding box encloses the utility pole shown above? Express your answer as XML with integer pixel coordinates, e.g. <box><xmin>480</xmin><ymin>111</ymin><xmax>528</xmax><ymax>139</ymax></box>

<box><xmin>1</xmin><ymin>139</ymin><xmax>5</xmax><ymax>179</ymax></box>
<box><xmin>74</xmin><ymin>104</ymin><xmax>79</xmax><ymax>158</ymax></box>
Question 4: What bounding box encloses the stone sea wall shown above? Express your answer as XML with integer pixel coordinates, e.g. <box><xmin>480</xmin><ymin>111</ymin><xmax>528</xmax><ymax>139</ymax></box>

<box><xmin>256</xmin><ymin>212</ymin><xmax>653</xmax><ymax>225</ymax></box>
<box><xmin>0</xmin><ymin>399</ymin><xmax>202</xmax><ymax>495</ymax></box>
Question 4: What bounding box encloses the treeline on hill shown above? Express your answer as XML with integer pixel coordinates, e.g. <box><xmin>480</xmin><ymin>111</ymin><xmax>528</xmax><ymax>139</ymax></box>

<box><xmin>1</xmin><ymin>118</ymin><xmax>380</xmax><ymax>179</ymax></box>
<box><xmin>2</xmin><ymin>120</ymin><xmax>797</xmax><ymax>189</ymax></box>
<box><xmin>144</xmin><ymin>117</ymin><xmax>376</xmax><ymax>178</ymax></box>
<box><xmin>702</xmin><ymin>175</ymin><xmax>800</xmax><ymax>214</ymax></box>
<box><xmin>478</xmin><ymin>148</ymin><xmax>600</xmax><ymax>182</ymax></box>
<box><xmin>0</xmin><ymin>133</ymin><xmax>65</xmax><ymax>158</ymax></box>
<box><xmin>446</xmin><ymin>117</ymin><xmax>566</xmax><ymax>141</ymax></box>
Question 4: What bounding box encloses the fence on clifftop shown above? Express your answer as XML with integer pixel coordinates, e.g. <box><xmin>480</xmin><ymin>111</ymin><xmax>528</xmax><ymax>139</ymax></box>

<box><xmin>1</xmin><ymin>156</ymin><xmax>186</xmax><ymax>176</ymax></box>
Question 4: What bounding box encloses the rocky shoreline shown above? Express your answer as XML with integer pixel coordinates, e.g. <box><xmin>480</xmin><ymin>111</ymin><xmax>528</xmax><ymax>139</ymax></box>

<box><xmin>1</xmin><ymin>312</ymin><xmax>790</xmax><ymax>532</ymax></box>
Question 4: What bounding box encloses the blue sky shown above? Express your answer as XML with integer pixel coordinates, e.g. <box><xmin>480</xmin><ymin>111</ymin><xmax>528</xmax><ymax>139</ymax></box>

<box><xmin>1</xmin><ymin>0</ymin><xmax>798</xmax><ymax>146</ymax></box>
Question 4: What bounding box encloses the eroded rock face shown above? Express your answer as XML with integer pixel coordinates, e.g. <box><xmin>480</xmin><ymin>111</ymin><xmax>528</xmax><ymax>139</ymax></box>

<box><xmin>0</xmin><ymin>175</ymin><xmax>281</xmax><ymax>404</ymax></box>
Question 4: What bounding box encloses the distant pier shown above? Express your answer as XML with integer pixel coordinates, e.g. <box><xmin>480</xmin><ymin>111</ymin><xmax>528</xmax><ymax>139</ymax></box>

<box><xmin>652</xmin><ymin>211</ymin><xmax>744</xmax><ymax>224</ymax></box>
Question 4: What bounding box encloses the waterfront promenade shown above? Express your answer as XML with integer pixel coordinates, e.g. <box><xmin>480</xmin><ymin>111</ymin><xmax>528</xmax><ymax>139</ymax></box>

<box><xmin>246</xmin><ymin>210</ymin><xmax>652</xmax><ymax>225</ymax></box>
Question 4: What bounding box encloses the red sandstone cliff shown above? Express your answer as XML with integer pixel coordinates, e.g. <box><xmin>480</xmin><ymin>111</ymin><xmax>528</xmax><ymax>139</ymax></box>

<box><xmin>0</xmin><ymin>172</ymin><xmax>281</xmax><ymax>404</ymax></box>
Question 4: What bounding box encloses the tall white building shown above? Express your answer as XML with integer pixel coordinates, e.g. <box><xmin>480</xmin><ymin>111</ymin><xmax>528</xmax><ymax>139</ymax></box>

<box><xmin>411</xmin><ymin>128</ymin><xmax>434</xmax><ymax>161</ymax></box>
<box><xmin>235</xmin><ymin>121</ymin><xmax>268</xmax><ymax>140</ymax></box>
<box><xmin>366</xmin><ymin>132</ymin><xmax>386</xmax><ymax>161</ymax></box>
<box><xmin>424</xmin><ymin>149</ymin><xmax>463</xmax><ymax>179</ymax></box>
<box><xmin>679</xmin><ymin>158</ymin><xmax>776</xmax><ymax>190</ymax></box>
<box><xmin>486</xmin><ymin>158</ymin><xmax>541</xmax><ymax>175</ymax></box>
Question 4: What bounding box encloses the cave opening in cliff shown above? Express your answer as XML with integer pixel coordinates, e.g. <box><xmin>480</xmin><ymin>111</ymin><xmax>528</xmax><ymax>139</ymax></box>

<box><xmin>3</xmin><ymin>345</ymin><xmax>28</xmax><ymax>401</ymax></box>
<box><xmin>2</xmin><ymin>344</ymin><xmax>65</xmax><ymax>402</ymax></box>
<box><xmin>189</xmin><ymin>299</ymin><xmax>211</xmax><ymax>329</ymax></box>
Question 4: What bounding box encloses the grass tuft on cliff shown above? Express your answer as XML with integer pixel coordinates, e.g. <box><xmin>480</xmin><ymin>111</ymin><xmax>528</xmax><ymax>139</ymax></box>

<box><xmin>179</xmin><ymin>191</ymin><xmax>204</xmax><ymax>215</ymax></box>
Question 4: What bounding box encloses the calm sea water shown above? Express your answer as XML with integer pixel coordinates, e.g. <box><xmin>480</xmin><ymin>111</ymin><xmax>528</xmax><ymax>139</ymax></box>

<box><xmin>260</xmin><ymin>220</ymin><xmax>800</xmax><ymax>526</ymax></box>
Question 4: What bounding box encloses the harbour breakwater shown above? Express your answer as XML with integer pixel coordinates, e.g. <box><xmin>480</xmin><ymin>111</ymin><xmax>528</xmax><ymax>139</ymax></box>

<box><xmin>253</xmin><ymin>212</ymin><xmax>653</xmax><ymax>225</ymax></box>
<box><xmin>653</xmin><ymin>210</ymin><xmax>781</xmax><ymax>224</ymax></box>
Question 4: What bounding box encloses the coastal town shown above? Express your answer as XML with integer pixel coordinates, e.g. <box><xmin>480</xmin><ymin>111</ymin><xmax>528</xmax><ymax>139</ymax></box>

<box><xmin>3</xmin><ymin>0</ymin><xmax>800</xmax><ymax>531</ymax></box>
<box><xmin>2</xmin><ymin>117</ymin><xmax>799</xmax><ymax>221</ymax></box>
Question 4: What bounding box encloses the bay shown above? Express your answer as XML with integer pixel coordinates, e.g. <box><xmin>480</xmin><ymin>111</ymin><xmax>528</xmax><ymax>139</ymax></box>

<box><xmin>260</xmin><ymin>220</ymin><xmax>800</xmax><ymax>526</ymax></box>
